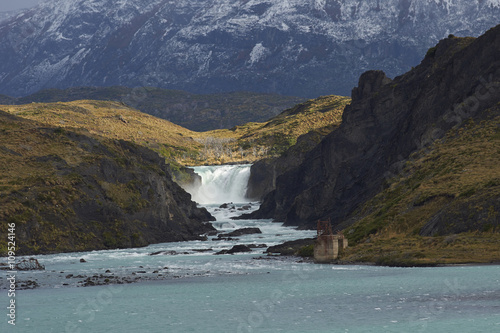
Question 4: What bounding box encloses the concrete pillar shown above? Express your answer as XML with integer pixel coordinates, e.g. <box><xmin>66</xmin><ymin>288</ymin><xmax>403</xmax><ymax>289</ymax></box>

<box><xmin>342</xmin><ymin>237</ymin><xmax>348</xmax><ymax>249</ymax></box>
<box><xmin>314</xmin><ymin>235</ymin><xmax>348</xmax><ymax>263</ymax></box>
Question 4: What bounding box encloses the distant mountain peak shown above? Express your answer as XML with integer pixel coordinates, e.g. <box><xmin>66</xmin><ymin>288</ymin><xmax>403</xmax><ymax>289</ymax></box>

<box><xmin>0</xmin><ymin>0</ymin><xmax>498</xmax><ymax>97</ymax></box>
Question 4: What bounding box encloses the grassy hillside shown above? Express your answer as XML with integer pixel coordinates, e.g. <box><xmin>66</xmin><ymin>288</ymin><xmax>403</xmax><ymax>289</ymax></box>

<box><xmin>200</xmin><ymin>95</ymin><xmax>350</xmax><ymax>163</ymax></box>
<box><xmin>11</xmin><ymin>86</ymin><xmax>306</xmax><ymax>131</ymax></box>
<box><xmin>1</xmin><ymin>95</ymin><xmax>351</xmax><ymax>166</ymax></box>
<box><xmin>0</xmin><ymin>111</ymin><xmax>213</xmax><ymax>255</ymax></box>
<box><xmin>341</xmin><ymin>107</ymin><xmax>500</xmax><ymax>265</ymax></box>
<box><xmin>0</xmin><ymin>100</ymin><xmax>206</xmax><ymax>178</ymax></box>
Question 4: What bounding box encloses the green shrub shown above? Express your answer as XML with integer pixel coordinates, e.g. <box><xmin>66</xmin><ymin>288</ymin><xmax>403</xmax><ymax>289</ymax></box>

<box><xmin>426</xmin><ymin>46</ymin><xmax>437</xmax><ymax>58</ymax></box>
<box><xmin>298</xmin><ymin>244</ymin><xmax>314</xmax><ymax>257</ymax></box>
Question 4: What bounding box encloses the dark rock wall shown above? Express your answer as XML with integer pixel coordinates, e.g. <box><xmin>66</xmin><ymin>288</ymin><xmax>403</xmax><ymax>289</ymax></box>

<box><xmin>246</xmin><ymin>129</ymin><xmax>328</xmax><ymax>200</ymax></box>
<box><xmin>68</xmin><ymin>139</ymin><xmax>215</xmax><ymax>249</ymax></box>
<box><xmin>252</xmin><ymin>25</ymin><xmax>500</xmax><ymax>229</ymax></box>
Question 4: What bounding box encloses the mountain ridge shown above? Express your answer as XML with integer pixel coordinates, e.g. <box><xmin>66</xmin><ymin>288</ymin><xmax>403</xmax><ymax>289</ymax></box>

<box><xmin>1</xmin><ymin>93</ymin><xmax>349</xmax><ymax>167</ymax></box>
<box><xmin>0</xmin><ymin>86</ymin><xmax>305</xmax><ymax>131</ymax></box>
<box><xmin>0</xmin><ymin>0</ymin><xmax>499</xmax><ymax>97</ymax></box>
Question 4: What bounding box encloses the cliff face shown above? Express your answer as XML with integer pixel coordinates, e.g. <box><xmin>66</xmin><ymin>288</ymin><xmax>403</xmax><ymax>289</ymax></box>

<box><xmin>0</xmin><ymin>112</ymin><xmax>214</xmax><ymax>255</ymax></box>
<box><xmin>246</xmin><ymin>95</ymin><xmax>348</xmax><ymax>200</ymax></box>
<box><xmin>252</xmin><ymin>24</ymin><xmax>500</xmax><ymax>230</ymax></box>
<box><xmin>246</xmin><ymin>130</ymin><xmax>325</xmax><ymax>200</ymax></box>
<box><xmin>0</xmin><ymin>0</ymin><xmax>498</xmax><ymax>98</ymax></box>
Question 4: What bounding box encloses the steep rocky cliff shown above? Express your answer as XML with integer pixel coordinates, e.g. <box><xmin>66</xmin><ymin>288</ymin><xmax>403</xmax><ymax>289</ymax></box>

<box><xmin>246</xmin><ymin>95</ymin><xmax>348</xmax><ymax>200</ymax></box>
<box><xmin>0</xmin><ymin>111</ymin><xmax>214</xmax><ymax>255</ymax></box>
<box><xmin>250</xmin><ymin>24</ymin><xmax>500</xmax><ymax>231</ymax></box>
<box><xmin>0</xmin><ymin>0</ymin><xmax>498</xmax><ymax>98</ymax></box>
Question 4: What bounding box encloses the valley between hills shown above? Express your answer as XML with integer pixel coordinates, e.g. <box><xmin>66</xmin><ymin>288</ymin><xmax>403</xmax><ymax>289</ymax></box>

<box><xmin>0</xmin><ymin>94</ymin><xmax>350</xmax><ymax>167</ymax></box>
<box><xmin>0</xmin><ymin>94</ymin><xmax>349</xmax><ymax>255</ymax></box>
<box><xmin>1</xmin><ymin>28</ymin><xmax>500</xmax><ymax>265</ymax></box>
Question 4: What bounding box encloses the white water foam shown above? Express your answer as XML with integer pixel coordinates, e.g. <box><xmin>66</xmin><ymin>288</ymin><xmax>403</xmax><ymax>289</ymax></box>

<box><xmin>185</xmin><ymin>164</ymin><xmax>251</xmax><ymax>205</ymax></box>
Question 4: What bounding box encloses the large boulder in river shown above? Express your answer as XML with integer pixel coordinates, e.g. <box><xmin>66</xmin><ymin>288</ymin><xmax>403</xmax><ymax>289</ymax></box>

<box><xmin>266</xmin><ymin>238</ymin><xmax>316</xmax><ymax>256</ymax></box>
<box><xmin>217</xmin><ymin>228</ymin><xmax>262</xmax><ymax>238</ymax></box>
<box><xmin>219</xmin><ymin>202</ymin><xmax>235</xmax><ymax>209</ymax></box>
<box><xmin>215</xmin><ymin>245</ymin><xmax>253</xmax><ymax>255</ymax></box>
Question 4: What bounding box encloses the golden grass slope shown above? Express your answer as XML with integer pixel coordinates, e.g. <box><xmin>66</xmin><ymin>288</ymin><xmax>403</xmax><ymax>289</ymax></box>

<box><xmin>0</xmin><ymin>112</ymin><xmax>111</xmax><ymax>253</ymax></box>
<box><xmin>1</xmin><ymin>100</ymin><xmax>200</xmax><ymax>153</ymax></box>
<box><xmin>1</xmin><ymin>95</ymin><xmax>351</xmax><ymax>166</ymax></box>
<box><xmin>201</xmin><ymin>95</ymin><xmax>350</xmax><ymax>163</ymax></box>
<box><xmin>0</xmin><ymin>112</ymin><xmax>86</xmax><ymax>196</ymax></box>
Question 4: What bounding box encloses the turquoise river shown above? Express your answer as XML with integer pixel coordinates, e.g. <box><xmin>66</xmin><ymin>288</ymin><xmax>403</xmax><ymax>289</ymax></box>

<box><xmin>1</xmin><ymin>165</ymin><xmax>499</xmax><ymax>332</ymax></box>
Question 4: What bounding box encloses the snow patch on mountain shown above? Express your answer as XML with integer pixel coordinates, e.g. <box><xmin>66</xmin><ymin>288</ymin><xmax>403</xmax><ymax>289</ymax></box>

<box><xmin>486</xmin><ymin>0</ymin><xmax>500</xmax><ymax>8</ymax></box>
<box><xmin>0</xmin><ymin>0</ymin><xmax>498</xmax><ymax>97</ymax></box>
<box><xmin>249</xmin><ymin>42</ymin><xmax>269</xmax><ymax>64</ymax></box>
<box><xmin>429</xmin><ymin>0</ymin><xmax>454</xmax><ymax>11</ymax></box>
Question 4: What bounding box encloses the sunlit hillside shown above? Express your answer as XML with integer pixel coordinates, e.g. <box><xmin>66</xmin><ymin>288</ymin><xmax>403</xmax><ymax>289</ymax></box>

<box><xmin>2</xmin><ymin>95</ymin><xmax>351</xmax><ymax>166</ymax></box>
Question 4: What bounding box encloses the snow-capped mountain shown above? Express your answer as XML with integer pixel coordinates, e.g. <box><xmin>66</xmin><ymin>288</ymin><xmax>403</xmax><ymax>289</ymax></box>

<box><xmin>0</xmin><ymin>0</ymin><xmax>499</xmax><ymax>97</ymax></box>
<box><xmin>0</xmin><ymin>10</ymin><xmax>20</xmax><ymax>23</ymax></box>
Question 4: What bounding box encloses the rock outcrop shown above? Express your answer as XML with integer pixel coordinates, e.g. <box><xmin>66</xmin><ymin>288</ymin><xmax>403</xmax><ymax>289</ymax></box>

<box><xmin>265</xmin><ymin>238</ymin><xmax>315</xmax><ymax>256</ymax></box>
<box><xmin>246</xmin><ymin>96</ymin><xmax>347</xmax><ymax>200</ymax></box>
<box><xmin>246</xmin><ymin>127</ymin><xmax>334</xmax><ymax>200</ymax></box>
<box><xmin>217</xmin><ymin>228</ymin><xmax>262</xmax><ymax>238</ymax></box>
<box><xmin>250</xmin><ymin>24</ymin><xmax>500</xmax><ymax>230</ymax></box>
<box><xmin>215</xmin><ymin>245</ymin><xmax>253</xmax><ymax>255</ymax></box>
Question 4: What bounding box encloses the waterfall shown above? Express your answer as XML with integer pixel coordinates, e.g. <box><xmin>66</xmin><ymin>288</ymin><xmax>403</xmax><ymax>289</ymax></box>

<box><xmin>185</xmin><ymin>164</ymin><xmax>251</xmax><ymax>205</ymax></box>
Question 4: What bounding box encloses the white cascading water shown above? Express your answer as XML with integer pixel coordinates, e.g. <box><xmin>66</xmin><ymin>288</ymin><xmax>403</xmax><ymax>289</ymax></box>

<box><xmin>185</xmin><ymin>164</ymin><xmax>251</xmax><ymax>205</ymax></box>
